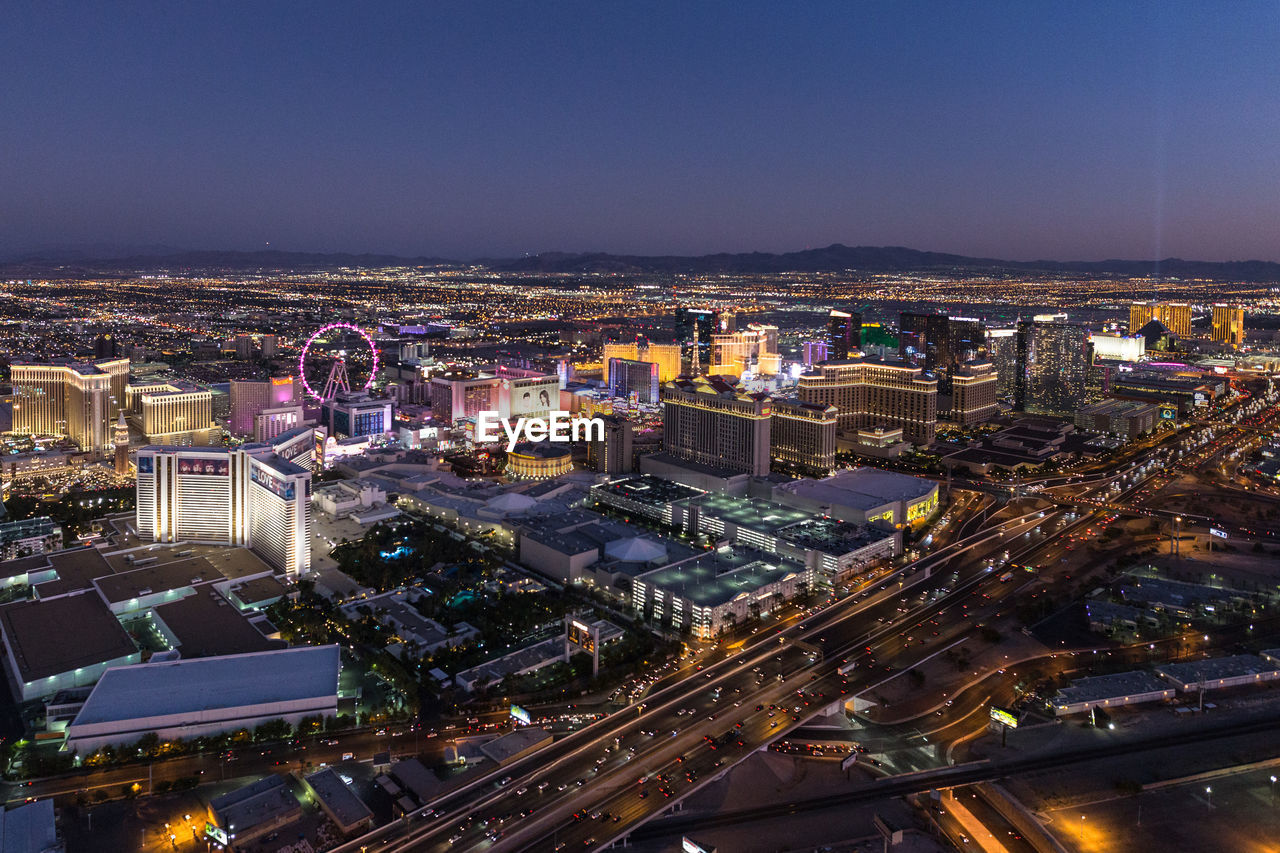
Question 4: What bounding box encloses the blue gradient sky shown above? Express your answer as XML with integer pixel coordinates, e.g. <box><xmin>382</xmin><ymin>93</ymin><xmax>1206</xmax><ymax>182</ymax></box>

<box><xmin>3</xmin><ymin>2</ymin><xmax>1278</xmax><ymax>260</ymax></box>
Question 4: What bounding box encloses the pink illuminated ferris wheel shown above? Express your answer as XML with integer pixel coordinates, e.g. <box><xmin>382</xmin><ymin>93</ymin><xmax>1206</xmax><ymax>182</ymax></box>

<box><xmin>297</xmin><ymin>323</ymin><xmax>379</xmax><ymax>401</ymax></box>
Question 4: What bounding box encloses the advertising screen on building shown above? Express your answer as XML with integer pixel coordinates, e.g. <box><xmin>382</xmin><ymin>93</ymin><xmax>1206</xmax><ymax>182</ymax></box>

<box><xmin>250</xmin><ymin>465</ymin><xmax>297</xmax><ymax>500</ymax></box>
<box><xmin>510</xmin><ymin>704</ymin><xmax>531</xmax><ymax>725</ymax></box>
<box><xmin>137</xmin><ymin>456</ymin><xmax>153</xmax><ymax>474</ymax></box>
<box><xmin>177</xmin><ymin>458</ymin><xmax>228</xmax><ymax>476</ymax></box>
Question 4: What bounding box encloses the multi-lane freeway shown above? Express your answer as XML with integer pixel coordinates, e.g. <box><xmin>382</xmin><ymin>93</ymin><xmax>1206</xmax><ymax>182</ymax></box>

<box><xmin>330</xmin><ymin>465</ymin><xmax>1157</xmax><ymax>853</ymax></box>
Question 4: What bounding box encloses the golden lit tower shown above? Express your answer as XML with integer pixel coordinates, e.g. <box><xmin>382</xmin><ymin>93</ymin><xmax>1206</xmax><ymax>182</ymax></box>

<box><xmin>113</xmin><ymin>412</ymin><xmax>130</xmax><ymax>475</ymax></box>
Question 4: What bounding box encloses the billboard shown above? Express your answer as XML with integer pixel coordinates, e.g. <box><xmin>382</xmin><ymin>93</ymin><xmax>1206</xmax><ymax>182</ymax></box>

<box><xmin>990</xmin><ymin>706</ymin><xmax>1018</xmax><ymax>728</ymax></box>
<box><xmin>137</xmin><ymin>456</ymin><xmax>153</xmax><ymax>474</ymax></box>
<box><xmin>510</xmin><ymin>704</ymin><xmax>531</xmax><ymax>725</ymax></box>
<box><xmin>205</xmin><ymin>823</ymin><xmax>229</xmax><ymax>846</ymax></box>
<box><xmin>567</xmin><ymin>619</ymin><xmax>596</xmax><ymax>654</ymax></box>
<box><xmin>177</xmin><ymin>457</ymin><xmax>228</xmax><ymax>476</ymax></box>
<box><xmin>1210</xmin><ymin>528</ymin><xmax>1228</xmax><ymax>539</ymax></box>
<box><xmin>250</xmin><ymin>465</ymin><xmax>297</xmax><ymax>500</ymax></box>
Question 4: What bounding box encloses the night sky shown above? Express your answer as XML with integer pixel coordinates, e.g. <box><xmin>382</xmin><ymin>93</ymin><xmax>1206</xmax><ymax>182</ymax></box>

<box><xmin>4</xmin><ymin>2</ymin><xmax>1279</xmax><ymax>261</ymax></box>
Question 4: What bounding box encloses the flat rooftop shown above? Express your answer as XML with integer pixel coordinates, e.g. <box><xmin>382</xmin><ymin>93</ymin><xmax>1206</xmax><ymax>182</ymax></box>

<box><xmin>31</xmin><ymin>547</ymin><xmax>117</xmax><ymax>598</ymax></box>
<box><xmin>1053</xmin><ymin>671</ymin><xmax>1172</xmax><ymax>705</ymax></box>
<box><xmin>94</xmin><ymin>557</ymin><xmax>215</xmax><ymax>604</ymax></box>
<box><xmin>229</xmin><ymin>576</ymin><xmax>289</xmax><ymax>608</ymax></box>
<box><xmin>211</xmin><ymin>775</ymin><xmax>301</xmax><ymax>831</ymax></box>
<box><xmin>591</xmin><ymin>476</ymin><xmax>705</xmax><ymax>508</ymax></box>
<box><xmin>686</xmin><ymin>493</ymin><xmax>811</xmax><ymax>532</ymax></box>
<box><xmin>71</xmin><ymin>644</ymin><xmax>340</xmax><ymax>726</ymax></box>
<box><xmin>638</xmin><ymin>548</ymin><xmax>804</xmax><ymax>607</ymax></box>
<box><xmin>304</xmin><ymin>767</ymin><xmax>372</xmax><ymax>827</ymax></box>
<box><xmin>0</xmin><ymin>592</ymin><xmax>137</xmax><ymax>683</ymax></box>
<box><xmin>773</xmin><ymin>467</ymin><xmax>936</xmax><ymax>510</ymax></box>
<box><xmin>1157</xmin><ymin>654</ymin><xmax>1280</xmax><ymax>685</ymax></box>
<box><xmin>153</xmin><ymin>586</ymin><xmax>281</xmax><ymax>657</ymax></box>
<box><xmin>479</xmin><ymin>727</ymin><xmax>553</xmax><ymax>764</ymax></box>
<box><xmin>776</xmin><ymin>517</ymin><xmax>895</xmax><ymax>554</ymax></box>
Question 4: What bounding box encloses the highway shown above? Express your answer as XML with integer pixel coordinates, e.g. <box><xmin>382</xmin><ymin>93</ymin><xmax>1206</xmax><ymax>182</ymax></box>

<box><xmin>382</xmin><ymin>487</ymin><xmax>1135</xmax><ymax>852</ymax></box>
<box><xmin>322</xmin><ymin>500</ymin><xmax>1057</xmax><ymax>853</ymax></box>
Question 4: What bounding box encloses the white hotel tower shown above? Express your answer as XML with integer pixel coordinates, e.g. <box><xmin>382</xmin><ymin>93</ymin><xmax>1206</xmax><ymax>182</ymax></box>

<box><xmin>134</xmin><ymin>441</ymin><xmax>312</xmax><ymax>578</ymax></box>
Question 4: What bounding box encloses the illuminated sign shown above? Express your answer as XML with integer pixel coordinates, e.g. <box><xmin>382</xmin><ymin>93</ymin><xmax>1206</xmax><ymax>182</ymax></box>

<box><xmin>1210</xmin><ymin>528</ymin><xmax>1228</xmax><ymax>539</ymax></box>
<box><xmin>250</xmin><ymin>465</ymin><xmax>297</xmax><ymax>500</ymax></box>
<box><xmin>137</xmin><ymin>456</ymin><xmax>153</xmax><ymax>474</ymax></box>
<box><xmin>177</xmin><ymin>458</ymin><xmax>228</xmax><ymax>476</ymax></box>
<box><xmin>990</xmin><ymin>707</ymin><xmax>1018</xmax><ymax>728</ymax></box>
<box><xmin>510</xmin><ymin>704</ymin><xmax>531</xmax><ymax>725</ymax></box>
<box><xmin>682</xmin><ymin>838</ymin><xmax>715</xmax><ymax>853</ymax></box>
<box><xmin>205</xmin><ymin>823</ymin><xmax>229</xmax><ymax>845</ymax></box>
<box><xmin>567</xmin><ymin>619</ymin><xmax>596</xmax><ymax>654</ymax></box>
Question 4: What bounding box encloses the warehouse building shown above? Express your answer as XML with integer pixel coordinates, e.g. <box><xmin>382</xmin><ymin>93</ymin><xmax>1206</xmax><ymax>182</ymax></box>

<box><xmin>1050</xmin><ymin>671</ymin><xmax>1175</xmax><ymax>716</ymax></box>
<box><xmin>1156</xmin><ymin>655</ymin><xmax>1280</xmax><ymax>693</ymax></box>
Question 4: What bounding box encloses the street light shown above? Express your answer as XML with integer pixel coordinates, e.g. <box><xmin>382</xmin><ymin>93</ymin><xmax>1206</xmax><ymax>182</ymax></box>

<box><xmin>1206</xmin><ymin>786</ymin><xmax>1212</xmax><ymax>809</ymax></box>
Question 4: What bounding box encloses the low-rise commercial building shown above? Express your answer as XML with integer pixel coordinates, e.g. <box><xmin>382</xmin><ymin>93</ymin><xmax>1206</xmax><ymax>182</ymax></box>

<box><xmin>206</xmin><ymin>775</ymin><xmax>302</xmax><ymax>849</ymax></box>
<box><xmin>1156</xmin><ymin>655</ymin><xmax>1280</xmax><ymax>693</ymax></box>
<box><xmin>0</xmin><ymin>591</ymin><xmax>141</xmax><ymax>701</ymax></box>
<box><xmin>1075</xmin><ymin>399</ymin><xmax>1160</xmax><ymax>440</ymax></box>
<box><xmin>770</xmin><ymin>467</ymin><xmax>938</xmax><ymax>528</ymax></box>
<box><xmin>632</xmin><ymin>546</ymin><xmax>811</xmax><ymax>640</ymax></box>
<box><xmin>64</xmin><ymin>645</ymin><xmax>340</xmax><ymax>753</ymax></box>
<box><xmin>1050</xmin><ymin>670</ymin><xmax>1175</xmax><ymax>716</ymax></box>
<box><xmin>302</xmin><ymin>767</ymin><xmax>373</xmax><ymax>836</ymax></box>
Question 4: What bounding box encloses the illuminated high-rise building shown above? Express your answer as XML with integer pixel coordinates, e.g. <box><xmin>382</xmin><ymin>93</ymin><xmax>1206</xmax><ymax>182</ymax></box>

<box><xmin>770</xmin><ymin>400</ymin><xmax>837</xmax><ymax>475</ymax></box>
<box><xmin>946</xmin><ymin>361</ymin><xmax>1000</xmax><ymax>425</ymax></box>
<box><xmin>710</xmin><ymin>324</ymin><xmax>780</xmax><ymax>377</ymax></box>
<box><xmin>899</xmin><ymin>313</ymin><xmax>951</xmax><ymax>371</ymax></box>
<box><xmin>797</xmin><ymin>356</ymin><xmax>938</xmax><ymax>445</ymax></box>
<box><xmin>135</xmin><ymin>442</ymin><xmax>311</xmax><ymax>578</ymax></box>
<box><xmin>10</xmin><ymin>357</ymin><xmax>129</xmax><ymax>453</ymax></box>
<box><xmin>985</xmin><ymin>329</ymin><xmax>1018</xmax><ymax>397</ymax></box>
<box><xmin>229</xmin><ymin>377</ymin><xmax>297</xmax><ymax>436</ymax></box>
<box><xmin>93</xmin><ymin>333</ymin><xmax>120</xmax><ymax>359</ymax></box>
<box><xmin>642</xmin><ymin>342</ymin><xmax>682</xmax><ymax>382</ymax></box>
<box><xmin>602</xmin><ymin>342</ymin><xmax>640</xmax><ymax>387</ymax></box>
<box><xmin>1014</xmin><ymin>318</ymin><xmax>1092</xmax><ymax>415</ymax></box>
<box><xmin>661</xmin><ymin>376</ymin><xmax>772</xmax><ymax>477</ymax></box>
<box><xmin>138</xmin><ymin>384</ymin><xmax>217</xmax><ymax>445</ymax></box>
<box><xmin>827</xmin><ymin>310</ymin><xmax>861</xmax><ymax>361</ymax></box>
<box><xmin>320</xmin><ymin>391</ymin><xmax>393</xmax><ymax>439</ymax></box>
<box><xmin>1212</xmin><ymin>304</ymin><xmax>1245</xmax><ymax>347</ymax></box>
<box><xmin>254</xmin><ymin>406</ymin><xmax>305</xmax><ymax>442</ymax></box>
<box><xmin>675</xmin><ymin>307</ymin><xmax>719</xmax><ymax>368</ymax></box>
<box><xmin>587</xmin><ymin>414</ymin><xmax>634</xmax><ymax>474</ymax></box>
<box><xmin>608</xmin><ymin>358</ymin><xmax>660</xmax><ymax>404</ymax></box>
<box><xmin>1129</xmin><ymin>302</ymin><xmax>1191</xmax><ymax>337</ymax></box>
<box><xmin>947</xmin><ymin>317</ymin><xmax>986</xmax><ymax>364</ymax></box>
<box><xmin>804</xmin><ymin>341</ymin><xmax>830</xmax><ymax>366</ymax></box>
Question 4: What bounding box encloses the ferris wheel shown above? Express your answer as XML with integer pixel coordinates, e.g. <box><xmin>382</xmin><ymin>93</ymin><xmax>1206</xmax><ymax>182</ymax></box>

<box><xmin>297</xmin><ymin>323</ymin><xmax>379</xmax><ymax>401</ymax></box>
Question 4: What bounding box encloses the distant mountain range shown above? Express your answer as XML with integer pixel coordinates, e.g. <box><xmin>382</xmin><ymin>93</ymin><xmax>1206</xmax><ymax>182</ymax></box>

<box><xmin>5</xmin><ymin>243</ymin><xmax>1280</xmax><ymax>280</ymax></box>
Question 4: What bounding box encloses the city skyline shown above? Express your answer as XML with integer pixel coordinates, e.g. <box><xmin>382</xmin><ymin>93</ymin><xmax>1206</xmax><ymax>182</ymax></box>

<box><xmin>6</xmin><ymin>2</ymin><xmax>1280</xmax><ymax>261</ymax></box>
